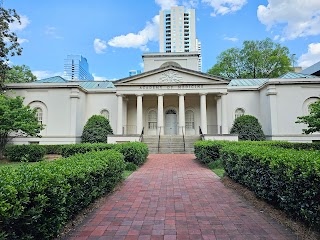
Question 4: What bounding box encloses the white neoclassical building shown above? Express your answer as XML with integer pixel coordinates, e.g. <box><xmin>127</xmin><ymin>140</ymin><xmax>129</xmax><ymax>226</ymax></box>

<box><xmin>5</xmin><ymin>52</ymin><xmax>320</xmax><ymax>144</ymax></box>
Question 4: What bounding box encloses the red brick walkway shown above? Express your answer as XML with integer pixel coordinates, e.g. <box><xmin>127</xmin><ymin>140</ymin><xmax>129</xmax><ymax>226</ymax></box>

<box><xmin>67</xmin><ymin>154</ymin><xmax>296</xmax><ymax>240</ymax></box>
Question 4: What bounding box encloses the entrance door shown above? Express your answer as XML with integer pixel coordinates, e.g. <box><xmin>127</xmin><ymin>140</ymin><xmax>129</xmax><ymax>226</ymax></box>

<box><xmin>165</xmin><ymin>109</ymin><xmax>177</xmax><ymax>135</ymax></box>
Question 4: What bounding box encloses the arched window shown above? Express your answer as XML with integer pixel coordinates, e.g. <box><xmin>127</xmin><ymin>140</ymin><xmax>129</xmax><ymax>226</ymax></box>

<box><xmin>101</xmin><ymin>109</ymin><xmax>110</xmax><ymax>119</ymax></box>
<box><xmin>235</xmin><ymin>108</ymin><xmax>245</xmax><ymax>119</ymax></box>
<box><xmin>35</xmin><ymin>108</ymin><xmax>43</xmax><ymax>124</ymax></box>
<box><xmin>185</xmin><ymin>110</ymin><xmax>194</xmax><ymax>129</ymax></box>
<box><xmin>148</xmin><ymin>110</ymin><xmax>157</xmax><ymax>129</ymax></box>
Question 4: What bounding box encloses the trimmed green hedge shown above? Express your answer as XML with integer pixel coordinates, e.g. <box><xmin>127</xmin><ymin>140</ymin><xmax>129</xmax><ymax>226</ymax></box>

<box><xmin>114</xmin><ymin>142</ymin><xmax>149</xmax><ymax>166</ymax></box>
<box><xmin>4</xmin><ymin>144</ymin><xmax>46</xmax><ymax>162</ymax></box>
<box><xmin>0</xmin><ymin>150</ymin><xmax>125</xmax><ymax>240</ymax></box>
<box><xmin>221</xmin><ymin>144</ymin><xmax>320</xmax><ymax>228</ymax></box>
<box><xmin>60</xmin><ymin>143</ymin><xmax>114</xmax><ymax>157</ymax></box>
<box><xmin>60</xmin><ymin>142</ymin><xmax>149</xmax><ymax>165</ymax></box>
<box><xmin>43</xmin><ymin>145</ymin><xmax>64</xmax><ymax>154</ymax></box>
<box><xmin>194</xmin><ymin>140</ymin><xmax>320</xmax><ymax>228</ymax></box>
<box><xmin>194</xmin><ymin>140</ymin><xmax>233</xmax><ymax>164</ymax></box>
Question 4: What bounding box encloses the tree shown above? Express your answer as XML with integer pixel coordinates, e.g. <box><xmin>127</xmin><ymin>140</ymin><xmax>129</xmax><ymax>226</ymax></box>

<box><xmin>208</xmin><ymin>38</ymin><xmax>292</xmax><ymax>79</ymax></box>
<box><xmin>5</xmin><ymin>65</ymin><xmax>37</xmax><ymax>83</ymax></box>
<box><xmin>81</xmin><ymin>115</ymin><xmax>113</xmax><ymax>143</ymax></box>
<box><xmin>230</xmin><ymin>115</ymin><xmax>265</xmax><ymax>141</ymax></box>
<box><xmin>296</xmin><ymin>100</ymin><xmax>320</xmax><ymax>134</ymax></box>
<box><xmin>0</xmin><ymin>7</ymin><xmax>23</xmax><ymax>91</ymax></box>
<box><xmin>0</xmin><ymin>95</ymin><xmax>43</xmax><ymax>158</ymax></box>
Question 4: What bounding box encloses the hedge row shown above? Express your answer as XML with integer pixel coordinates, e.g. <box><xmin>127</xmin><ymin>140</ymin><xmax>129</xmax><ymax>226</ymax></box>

<box><xmin>4</xmin><ymin>145</ymin><xmax>46</xmax><ymax>162</ymax></box>
<box><xmin>4</xmin><ymin>142</ymin><xmax>149</xmax><ymax>166</ymax></box>
<box><xmin>61</xmin><ymin>142</ymin><xmax>149</xmax><ymax>166</ymax></box>
<box><xmin>194</xmin><ymin>140</ymin><xmax>320</xmax><ymax>228</ymax></box>
<box><xmin>0</xmin><ymin>150</ymin><xmax>125</xmax><ymax>240</ymax></box>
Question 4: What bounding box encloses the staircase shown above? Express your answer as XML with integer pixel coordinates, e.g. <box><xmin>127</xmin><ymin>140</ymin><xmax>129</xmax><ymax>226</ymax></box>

<box><xmin>143</xmin><ymin>135</ymin><xmax>200</xmax><ymax>154</ymax></box>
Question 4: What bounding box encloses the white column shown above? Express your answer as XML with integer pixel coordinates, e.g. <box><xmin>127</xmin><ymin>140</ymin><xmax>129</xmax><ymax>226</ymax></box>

<box><xmin>221</xmin><ymin>93</ymin><xmax>228</xmax><ymax>134</ymax></box>
<box><xmin>200</xmin><ymin>93</ymin><xmax>207</xmax><ymax>134</ymax></box>
<box><xmin>179</xmin><ymin>94</ymin><xmax>185</xmax><ymax>135</ymax></box>
<box><xmin>157</xmin><ymin>94</ymin><xmax>164</xmax><ymax>135</ymax></box>
<box><xmin>136</xmin><ymin>94</ymin><xmax>143</xmax><ymax>134</ymax></box>
<box><xmin>216</xmin><ymin>95</ymin><xmax>222</xmax><ymax>134</ymax></box>
<box><xmin>116</xmin><ymin>94</ymin><xmax>123</xmax><ymax>134</ymax></box>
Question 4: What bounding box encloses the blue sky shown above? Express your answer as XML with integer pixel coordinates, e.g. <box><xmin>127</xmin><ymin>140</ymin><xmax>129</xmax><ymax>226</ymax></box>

<box><xmin>5</xmin><ymin>0</ymin><xmax>320</xmax><ymax>80</ymax></box>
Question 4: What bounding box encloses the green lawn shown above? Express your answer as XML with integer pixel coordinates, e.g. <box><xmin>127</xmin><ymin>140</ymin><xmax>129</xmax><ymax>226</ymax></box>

<box><xmin>207</xmin><ymin>159</ymin><xmax>225</xmax><ymax>178</ymax></box>
<box><xmin>122</xmin><ymin>170</ymin><xmax>134</xmax><ymax>179</ymax></box>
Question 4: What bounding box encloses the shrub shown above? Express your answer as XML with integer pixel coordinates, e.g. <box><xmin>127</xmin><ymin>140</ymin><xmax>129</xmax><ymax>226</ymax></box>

<box><xmin>81</xmin><ymin>115</ymin><xmax>113</xmax><ymax>143</ymax></box>
<box><xmin>114</xmin><ymin>142</ymin><xmax>149</xmax><ymax>166</ymax></box>
<box><xmin>194</xmin><ymin>140</ymin><xmax>231</xmax><ymax>164</ymax></box>
<box><xmin>230</xmin><ymin>115</ymin><xmax>265</xmax><ymax>141</ymax></box>
<box><xmin>4</xmin><ymin>144</ymin><xmax>46</xmax><ymax>162</ymax></box>
<box><xmin>43</xmin><ymin>145</ymin><xmax>64</xmax><ymax>154</ymax></box>
<box><xmin>125</xmin><ymin>162</ymin><xmax>138</xmax><ymax>171</ymax></box>
<box><xmin>60</xmin><ymin>143</ymin><xmax>114</xmax><ymax>158</ymax></box>
<box><xmin>0</xmin><ymin>150</ymin><xmax>125</xmax><ymax>239</ymax></box>
<box><xmin>220</xmin><ymin>144</ymin><xmax>320</xmax><ymax>228</ymax></box>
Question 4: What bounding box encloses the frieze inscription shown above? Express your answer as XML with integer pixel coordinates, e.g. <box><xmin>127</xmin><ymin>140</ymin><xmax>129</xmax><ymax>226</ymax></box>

<box><xmin>139</xmin><ymin>85</ymin><xmax>204</xmax><ymax>90</ymax></box>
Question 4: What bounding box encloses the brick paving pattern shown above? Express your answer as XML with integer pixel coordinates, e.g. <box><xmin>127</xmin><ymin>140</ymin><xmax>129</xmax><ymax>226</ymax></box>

<box><xmin>67</xmin><ymin>154</ymin><xmax>296</xmax><ymax>240</ymax></box>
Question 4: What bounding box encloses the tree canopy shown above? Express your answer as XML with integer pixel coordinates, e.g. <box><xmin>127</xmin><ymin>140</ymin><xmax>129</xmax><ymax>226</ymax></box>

<box><xmin>230</xmin><ymin>115</ymin><xmax>266</xmax><ymax>141</ymax></box>
<box><xmin>0</xmin><ymin>95</ymin><xmax>43</xmax><ymax>157</ymax></box>
<box><xmin>81</xmin><ymin>115</ymin><xmax>113</xmax><ymax>143</ymax></box>
<box><xmin>0</xmin><ymin>7</ymin><xmax>23</xmax><ymax>91</ymax></box>
<box><xmin>5</xmin><ymin>65</ymin><xmax>37</xmax><ymax>83</ymax></box>
<box><xmin>208</xmin><ymin>38</ymin><xmax>292</xmax><ymax>79</ymax></box>
<box><xmin>296</xmin><ymin>100</ymin><xmax>320</xmax><ymax>134</ymax></box>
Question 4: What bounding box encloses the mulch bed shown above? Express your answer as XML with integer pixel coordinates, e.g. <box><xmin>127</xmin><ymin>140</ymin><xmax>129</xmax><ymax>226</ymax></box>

<box><xmin>222</xmin><ymin>176</ymin><xmax>320</xmax><ymax>240</ymax></box>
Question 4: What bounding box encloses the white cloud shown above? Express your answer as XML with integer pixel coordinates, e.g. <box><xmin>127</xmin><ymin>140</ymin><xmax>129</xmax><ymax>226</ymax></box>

<box><xmin>298</xmin><ymin>43</ymin><xmax>320</xmax><ymax>68</ymax></box>
<box><xmin>94</xmin><ymin>38</ymin><xmax>107</xmax><ymax>54</ymax></box>
<box><xmin>257</xmin><ymin>0</ymin><xmax>320</xmax><ymax>40</ymax></box>
<box><xmin>183</xmin><ymin>0</ymin><xmax>199</xmax><ymax>8</ymax></box>
<box><xmin>273</xmin><ymin>35</ymin><xmax>280</xmax><ymax>41</ymax></box>
<box><xmin>223</xmin><ymin>36</ymin><xmax>238</xmax><ymax>42</ymax></box>
<box><xmin>139</xmin><ymin>62</ymin><xmax>144</xmax><ymax>69</ymax></box>
<box><xmin>9</xmin><ymin>15</ymin><xmax>30</xmax><ymax>31</ymax></box>
<box><xmin>17</xmin><ymin>38</ymin><xmax>29</xmax><ymax>44</ymax></box>
<box><xmin>108</xmin><ymin>15</ymin><xmax>159</xmax><ymax>51</ymax></box>
<box><xmin>202</xmin><ymin>0</ymin><xmax>247</xmax><ymax>16</ymax></box>
<box><xmin>32</xmin><ymin>70</ymin><xmax>63</xmax><ymax>80</ymax></box>
<box><xmin>92</xmin><ymin>73</ymin><xmax>107</xmax><ymax>80</ymax></box>
<box><xmin>155</xmin><ymin>0</ymin><xmax>179</xmax><ymax>10</ymax></box>
<box><xmin>45</xmin><ymin>26</ymin><xmax>63</xmax><ymax>39</ymax></box>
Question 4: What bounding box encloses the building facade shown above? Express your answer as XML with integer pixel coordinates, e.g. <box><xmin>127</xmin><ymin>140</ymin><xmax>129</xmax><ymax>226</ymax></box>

<box><xmin>6</xmin><ymin>53</ymin><xmax>320</xmax><ymax>144</ymax></box>
<box><xmin>64</xmin><ymin>55</ymin><xmax>94</xmax><ymax>81</ymax></box>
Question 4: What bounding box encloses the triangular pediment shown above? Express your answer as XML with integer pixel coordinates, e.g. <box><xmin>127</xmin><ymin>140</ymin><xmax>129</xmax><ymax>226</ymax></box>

<box><xmin>114</xmin><ymin>66</ymin><xmax>230</xmax><ymax>86</ymax></box>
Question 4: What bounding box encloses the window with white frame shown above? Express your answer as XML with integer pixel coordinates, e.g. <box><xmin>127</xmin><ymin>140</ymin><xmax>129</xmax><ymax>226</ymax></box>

<box><xmin>235</xmin><ymin>108</ymin><xmax>245</xmax><ymax>119</ymax></box>
<box><xmin>148</xmin><ymin>110</ymin><xmax>157</xmax><ymax>129</ymax></box>
<box><xmin>101</xmin><ymin>109</ymin><xmax>110</xmax><ymax>119</ymax></box>
<box><xmin>35</xmin><ymin>108</ymin><xmax>43</xmax><ymax>124</ymax></box>
<box><xmin>185</xmin><ymin>110</ymin><xmax>194</xmax><ymax>129</ymax></box>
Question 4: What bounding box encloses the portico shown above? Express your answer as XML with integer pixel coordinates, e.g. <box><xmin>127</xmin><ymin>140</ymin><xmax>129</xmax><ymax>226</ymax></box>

<box><xmin>114</xmin><ymin>65</ymin><xmax>230</xmax><ymax>136</ymax></box>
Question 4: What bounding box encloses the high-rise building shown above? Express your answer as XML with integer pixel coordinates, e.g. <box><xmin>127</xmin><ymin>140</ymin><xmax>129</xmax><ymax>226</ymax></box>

<box><xmin>159</xmin><ymin>6</ymin><xmax>202</xmax><ymax>71</ymax></box>
<box><xmin>64</xmin><ymin>55</ymin><xmax>94</xmax><ymax>81</ymax></box>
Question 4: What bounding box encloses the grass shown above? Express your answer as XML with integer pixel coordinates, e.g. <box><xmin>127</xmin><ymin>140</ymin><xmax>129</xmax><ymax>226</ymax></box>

<box><xmin>207</xmin><ymin>159</ymin><xmax>225</xmax><ymax>178</ymax></box>
<box><xmin>122</xmin><ymin>170</ymin><xmax>134</xmax><ymax>179</ymax></box>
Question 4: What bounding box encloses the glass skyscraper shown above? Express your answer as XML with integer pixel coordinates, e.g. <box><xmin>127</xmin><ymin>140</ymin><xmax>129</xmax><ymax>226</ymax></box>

<box><xmin>64</xmin><ymin>55</ymin><xmax>94</xmax><ymax>81</ymax></box>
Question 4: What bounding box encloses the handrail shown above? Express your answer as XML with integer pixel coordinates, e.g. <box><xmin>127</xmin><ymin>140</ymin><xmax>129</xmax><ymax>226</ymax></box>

<box><xmin>157</xmin><ymin>126</ymin><xmax>161</xmax><ymax>153</ymax></box>
<box><xmin>199</xmin><ymin>126</ymin><xmax>204</xmax><ymax>140</ymax></box>
<box><xmin>139</xmin><ymin>127</ymin><xmax>144</xmax><ymax>142</ymax></box>
<box><xmin>182</xmin><ymin>127</ymin><xmax>186</xmax><ymax>153</ymax></box>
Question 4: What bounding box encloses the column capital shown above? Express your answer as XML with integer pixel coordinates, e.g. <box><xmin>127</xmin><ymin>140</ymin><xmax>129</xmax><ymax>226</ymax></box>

<box><xmin>179</xmin><ymin>93</ymin><xmax>186</xmax><ymax>96</ymax></box>
<box><xmin>136</xmin><ymin>93</ymin><xmax>144</xmax><ymax>97</ymax></box>
<box><xmin>116</xmin><ymin>93</ymin><xmax>123</xmax><ymax>97</ymax></box>
<box><xmin>199</xmin><ymin>92</ymin><xmax>208</xmax><ymax>96</ymax></box>
<box><xmin>157</xmin><ymin>93</ymin><xmax>164</xmax><ymax>97</ymax></box>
